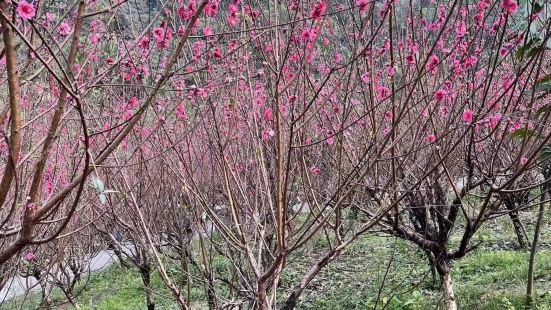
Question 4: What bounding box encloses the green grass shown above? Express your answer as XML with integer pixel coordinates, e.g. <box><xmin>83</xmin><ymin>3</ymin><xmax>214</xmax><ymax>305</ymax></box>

<box><xmin>4</xmin><ymin>264</ymin><xmax>185</xmax><ymax>310</ymax></box>
<box><xmin>76</xmin><ymin>266</ymin><xmax>177</xmax><ymax>310</ymax></box>
<box><xmin>278</xmin><ymin>209</ymin><xmax>551</xmax><ymax>310</ymax></box>
<box><xmin>4</xmin><ymin>212</ymin><xmax>551</xmax><ymax>309</ymax></box>
<box><xmin>454</xmin><ymin>251</ymin><xmax>551</xmax><ymax>310</ymax></box>
<box><xmin>6</xmin><ymin>247</ymin><xmax>551</xmax><ymax>310</ymax></box>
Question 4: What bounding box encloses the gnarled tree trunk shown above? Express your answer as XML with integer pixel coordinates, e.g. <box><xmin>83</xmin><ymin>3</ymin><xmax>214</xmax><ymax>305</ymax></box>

<box><xmin>527</xmin><ymin>162</ymin><xmax>551</xmax><ymax>305</ymax></box>
<box><xmin>503</xmin><ymin>195</ymin><xmax>529</xmax><ymax>249</ymax></box>
<box><xmin>139</xmin><ymin>264</ymin><xmax>155</xmax><ymax>310</ymax></box>
<box><xmin>440</xmin><ymin>271</ymin><xmax>457</xmax><ymax>310</ymax></box>
<box><xmin>436</xmin><ymin>258</ymin><xmax>457</xmax><ymax>310</ymax></box>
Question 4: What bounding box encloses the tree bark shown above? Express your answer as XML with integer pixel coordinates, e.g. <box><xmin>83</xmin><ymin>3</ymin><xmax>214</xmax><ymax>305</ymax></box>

<box><xmin>140</xmin><ymin>265</ymin><xmax>155</xmax><ymax>310</ymax></box>
<box><xmin>436</xmin><ymin>257</ymin><xmax>457</xmax><ymax>310</ymax></box>
<box><xmin>0</xmin><ymin>1</ymin><xmax>23</xmax><ymax>209</ymax></box>
<box><xmin>440</xmin><ymin>271</ymin><xmax>457</xmax><ymax>310</ymax></box>
<box><xmin>257</xmin><ymin>280</ymin><xmax>267</xmax><ymax>310</ymax></box>
<box><xmin>205</xmin><ymin>269</ymin><xmax>217</xmax><ymax>310</ymax></box>
<box><xmin>527</xmin><ymin>163</ymin><xmax>551</xmax><ymax>306</ymax></box>
<box><xmin>504</xmin><ymin>198</ymin><xmax>529</xmax><ymax>249</ymax></box>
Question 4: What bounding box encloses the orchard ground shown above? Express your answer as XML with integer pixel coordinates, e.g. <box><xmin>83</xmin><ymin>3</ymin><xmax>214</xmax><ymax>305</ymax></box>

<box><xmin>4</xmin><ymin>208</ymin><xmax>551</xmax><ymax>310</ymax></box>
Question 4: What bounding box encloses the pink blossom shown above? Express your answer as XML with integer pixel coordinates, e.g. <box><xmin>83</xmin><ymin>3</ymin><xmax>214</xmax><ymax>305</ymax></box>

<box><xmin>90</xmin><ymin>34</ymin><xmax>101</xmax><ymax>45</ymax></box>
<box><xmin>58</xmin><ymin>22</ymin><xmax>72</xmax><ymax>36</ymax></box>
<box><xmin>433</xmin><ymin>89</ymin><xmax>447</xmax><ymax>101</ymax></box>
<box><xmin>427</xmin><ymin>134</ymin><xmax>437</xmax><ymax>143</ymax></box>
<box><xmin>229</xmin><ymin>3</ymin><xmax>239</xmax><ymax>14</ymax></box>
<box><xmin>409</xmin><ymin>43</ymin><xmax>419</xmax><ymax>54</ymax></box>
<box><xmin>384</xmin><ymin>111</ymin><xmax>393</xmax><ymax>120</ymax></box>
<box><xmin>335</xmin><ymin>53</ymin><xmax>344</xmax><ymax>64</ymax></box>
<box><xmin>17</xmin><ymin>1</ymin><xmax>36</xmax><ymax>20</ymax></box>
<box><xmin>426</xmin><ymin>55</ymin><xmax>439</xmax><ymax>74</ymax></box>
<box><xmin>361</xmin><ymin>72</ymin><xmax>370</xmax><ymax>83</ymax></box>
<box><xmin>387</xmin><ymin>66</ymin><xmax>395</xmax><ymax>77</ymax></box>
<box><xmin>326</xmin><ymin>130</ymin><xmax>335</xmax><ymax>145</ymax></box>
<box><xmin>262</xmin><ymin>129</ymin><xmax>275</xmax><ymax>141</ymax></box>
<box><xmin>205</xmin><ymin>1</ymin><xmax>219</xmax><ymax>17</ymax></box>
<box><xmin>203</xmin><ymin>26</ymin><xmax>214</xmax><ymax>36</ymax></box>
<box><xmin>376</xmin><ymin>85</ymin><xmax>390</xmax><ymax>100</ymax></box>
<box><xmin>357</xmin><ymin>0</ymin><xmax>369</xmax><ymax>12</ymax></box>
<box><xmin>138</xmin><ymin>36</ymin><xmax>150</xmax><ymax>50</ymax></box>
<box><xmin>462</xmin><ymin>109</ymin><xmax>474</xmax><ymax>124</ymax></box>
<box><xmin>128</xmin><ymin>97</ymin><xmax>139</xmax><ymax>109</ymax></box>
<box><xmin>227</xmin><ymin>4</ymin><xmax>240</xmax><ymax>26</ymax></box>
<box><xmin>478</xmin><ymin>0</ymin><xmax>491</xmax><ymax>10</ymax></box>
<box><xmin>46</xmin><ymin>12</ymin><xmax>55</xmax><ymax>23</ymax></box>
<box><xmin>300</xmin><ymin>26</ymin><xmax>320</xmax><ymax>42</ymax></box>
<box><xmin>310</xmin><ymin>1</ymin><xmax>327</xmax><ymax>20</ymax></box>
<box><xmin>153</xmin><ymin>27</ymin><xmax>173</xmax><ymax>49</ymax></box>
<box><xmin>228</xmin><ymin>15</ymin><xmax>239</xmax><ymax>26</ymax></box>
<box><xmin>501</xmin><ymin>0</ymin><xmax>518</xmax><ymax>14</ymax></box>
<box><xmin>406</xmin><ymin>54</ymin><xmax>415</xmax><ymax>65</ymax></box>
<box><xmin>178</xmin><ymin>1</ymin><xmax>196</xmax><ymax>20</ymax></box>
<box><xmin>197</xmin><ymin>88</ymin><xmax>208</xmax><ymax>98</ymax></box>
<box><xmin>520</xmin><ymin>156</ymin><xmax>529</xmax><ymax>165</ymax></box>
<box><xmin>263</xmin><ymin>107</ymin><xmax>273</xmax><ymax>121</ymax></box>
<box><xmin>25</xmin><ymin>252</ymin><xmax>35</xmax><ymax>261</ymax></box>
<box><xmin>455</xmin><ymin>21</ymin><xmax>467</xmax><ymax>38</ymax></box>
<box><xmin>310</xmin><ymin>166</ymin><xmax>321</xmax><ymax>175</ymax></box>
<box><xmin>212</xmin><ymin>47</ymin><xmax>222</xmax><ymax>58</ymax></box>
<box><xmin>463</xmin><ymin>55</ymin><xmax>478</xmax><ymax>69</ymax></box>
<box><xmin>288</xmin><ymin>95</ymin><xmax>297</xmax><ymax>104</ymax></box>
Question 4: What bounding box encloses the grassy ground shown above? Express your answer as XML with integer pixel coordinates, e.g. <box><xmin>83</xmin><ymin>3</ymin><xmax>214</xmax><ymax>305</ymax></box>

<box><xmin>4</xmin><ymin>210</ymin><xmax>551</xmax><ymax>309</ymax></box>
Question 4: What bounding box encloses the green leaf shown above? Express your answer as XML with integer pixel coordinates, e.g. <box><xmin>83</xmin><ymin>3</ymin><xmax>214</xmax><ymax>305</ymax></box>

<box><xmin>515</xmin><ymin>39</ymin><xmax>539</xmax><ymax>59</ymax></box>
<box><xmin>525</xmin><ymin>74</ymin><xmax>551</xmax><ymax>96</ymax></box>
<box><xmin>527</xmin><ymin>44</ymin><xmax>543</xmax><ymax>58</ymax></box>
<box><xmin>540</xmin><ymin>145</ymin><xmax>551</xmax><ymax>161</ymax></box>
<box><xmin>511</xmin><ymin>128</ymin><xmax>533</xmax><ymax>139</ymax></box>
<box><xmin>535</xmin><ymin>78</ymin><xmax>551</xmax><ymax>94</ymax></box>
<box><xmin>533</xmin><ymin>3</ymin><xmax>543</xmax><ymax>14</ymax></box>
<box><xmin>536</xmin><ymin>74</ymin><xmax>551</xmax><ymax>87</ymax></box>
<box><xmin>536</xmin><ymin>106</ymin><xmax>551</xmax><ymax>118</ymax></box>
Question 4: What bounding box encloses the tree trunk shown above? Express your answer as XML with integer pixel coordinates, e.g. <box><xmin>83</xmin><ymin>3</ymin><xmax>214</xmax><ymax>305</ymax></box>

<box><xmin>206</xmin><ymin>270</ymin><xmax>217</xmax><ymax>310</ymax></box>
<box><xmin>283</xmin><ymin>247</ymin><xmax>343</xmax><ymax>310</ymax></box>
<box><xmin>436</xmin><ymin>257</ymin><xmax>457</xmax><ymax>310</ymax></box>
<box><xmin>257</xmin><ymin>280</ymin><xmax>267</xmax><ymax>310</ymax></box>
<box><xmin>440</xmin><ymin>271</ymin><xmax>457</xmax><ymax>310</ymax></box>
<box><xmin>38</xmin><ymin>284</ymin><xmax>52</xmax><ymax>309</ymax></box>
<box><xmin>504</xmin><ymin>199</ymin><xmax>529</xmax><ymax>249</ymax></box>
<box><xmin>140</xmin><ymin>266</ymin><xmax>155</xmax><ymax>310</ymax></box>
<box><xmin>526</xmin><ymin>188</ymin><xmax>547</xmax><ymax>305</ymax></box>
<box><xmin>113</xmin><ymin>246</ymin><xmax>130</xmax><ymax>269</ymax></box>
<box><xmin>424</xmin><ymin>250</ymin><xmax>438</xmax><ymax>288</ymax></box>
<box><xmin>527</xmin><ymin>164</ymin><xmax>551</xmax><ymax>306</ymax></box>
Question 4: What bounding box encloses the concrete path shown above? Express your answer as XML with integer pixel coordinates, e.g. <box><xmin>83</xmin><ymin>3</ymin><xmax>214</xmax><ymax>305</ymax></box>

<box><xmin>0</xmin><ymin>249</ymin><xmax>120</xmax><ymax>303</ymax></box>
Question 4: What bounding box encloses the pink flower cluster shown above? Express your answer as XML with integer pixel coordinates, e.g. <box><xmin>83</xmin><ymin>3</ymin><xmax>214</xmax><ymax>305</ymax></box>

<box><xmin>153</xmin><ymin>26</ymin><xmax>173</xmax><ymax>49</ymax></box>
<box><xmin>462</xmin><ymin>109</ymin><xmax>474</xmax><ymax>124</ymax></box>
<box><xmin>177</xmin><ymin>0</ymin><xmax>196</xmax><ymax>20</ymax></box>
<box><xmin>310</xmin><ymin>1</ymin><xmax>327</xmax><ymax>20</ymax></box>
<box><xmin>501</xmin><ymin>0</ymin><xmax>518</xmax><ymax>14</ymax></box>
<box><xmin>228</xmin><ymin>3</ymin><xmax>240</xmax><ymax>26</ymax></box>
<box><xmin>17</xmin><ymin>1</ymin><xmax>35</xmax><ymax>20</ymax></box>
